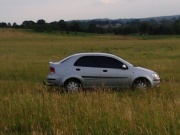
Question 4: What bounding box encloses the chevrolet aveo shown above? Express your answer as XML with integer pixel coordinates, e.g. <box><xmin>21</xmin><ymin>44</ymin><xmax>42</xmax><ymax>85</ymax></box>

<box><xmin>46</xmin><ymin>53</ymin><xmax>160</xmax><ymax>92</ymax></box>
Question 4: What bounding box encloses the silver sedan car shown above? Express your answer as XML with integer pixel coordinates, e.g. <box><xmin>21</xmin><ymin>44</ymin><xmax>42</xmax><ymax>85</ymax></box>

<box><xmin>46</xmin><ymin>53</ymin><xmax>160</xmax><ymax>92</ymax></box>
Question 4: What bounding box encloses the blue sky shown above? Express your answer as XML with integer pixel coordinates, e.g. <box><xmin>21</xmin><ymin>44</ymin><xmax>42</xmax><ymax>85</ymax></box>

<box><xmin>0</xmin><ymin>0</ymin><xmax>180</xmax><ymax>24</ymax></box>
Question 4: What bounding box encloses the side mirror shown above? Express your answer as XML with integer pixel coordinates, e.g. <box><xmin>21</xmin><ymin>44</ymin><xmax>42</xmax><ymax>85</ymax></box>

<box><xmin>122</xmin><ymin>64</ymin><xmax>128</xmax><ymax>70</ymax></box>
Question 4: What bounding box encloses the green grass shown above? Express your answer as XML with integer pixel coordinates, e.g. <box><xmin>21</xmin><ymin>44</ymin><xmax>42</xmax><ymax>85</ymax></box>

<box><xmin>0</xmin><ymin>28</ymin><xmax>180</xmax><ymax>134</ymax></box>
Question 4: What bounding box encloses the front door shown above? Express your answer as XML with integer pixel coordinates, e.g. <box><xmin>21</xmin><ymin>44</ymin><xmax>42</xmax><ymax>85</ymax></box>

<box><xmin>98</xmin><ymin>56</ymin><xmax>130</xmax><ymax>88</ymax></box>
<box><xmin>100</xmin><ymin>68</ymin><xmax>130</xmax><ymax>87</ymax></box>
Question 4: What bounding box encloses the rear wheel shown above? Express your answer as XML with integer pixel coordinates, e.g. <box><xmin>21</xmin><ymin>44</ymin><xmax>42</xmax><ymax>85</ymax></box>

<box><xmin>133</xmin><ymin>78</ymin><xmax>150</xmax><ymax>90</ymax></box>
<box><xmin>65</xmin><ymin>79</ymin><xmax>81</xmax><ymax>92</ymax></box>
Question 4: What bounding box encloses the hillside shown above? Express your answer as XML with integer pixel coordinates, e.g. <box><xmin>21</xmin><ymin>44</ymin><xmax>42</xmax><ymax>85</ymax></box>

<box><xmin>69</xmin><ymin>15</ymin><xmax>180</xmax><ymax>24</ymax></box>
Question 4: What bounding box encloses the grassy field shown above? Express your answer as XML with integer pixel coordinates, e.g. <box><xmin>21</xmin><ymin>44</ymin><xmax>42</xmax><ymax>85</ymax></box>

<box><xmin>0</xmin><ymin>28</ymin><xmax>180</xmax><ymax>134</ymax></box>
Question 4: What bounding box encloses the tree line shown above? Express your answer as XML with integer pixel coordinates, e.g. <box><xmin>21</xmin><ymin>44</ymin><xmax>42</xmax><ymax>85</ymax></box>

<box><xmin>1</xmin><ymin>17</ymin><xmax>180</xmax><ymax>35</ymax></box>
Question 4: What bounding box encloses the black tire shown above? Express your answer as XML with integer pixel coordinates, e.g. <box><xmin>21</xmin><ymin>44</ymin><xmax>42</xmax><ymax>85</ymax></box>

<box><xmin>133</xmin><ymin>78</ymin><xmax>150</xmax><ymax>90</ymax></box>
<box><xmin>64</xmin><ymin>79</ymin><xmax>81</xmax><ymax>92</ymax></box>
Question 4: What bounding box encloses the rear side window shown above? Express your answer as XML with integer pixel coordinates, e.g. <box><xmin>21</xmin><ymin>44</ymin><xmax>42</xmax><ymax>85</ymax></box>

<box><xmin>74</xmin><ymin>56</ymin><xmax>98</xmax><ymax>67</ymax></box>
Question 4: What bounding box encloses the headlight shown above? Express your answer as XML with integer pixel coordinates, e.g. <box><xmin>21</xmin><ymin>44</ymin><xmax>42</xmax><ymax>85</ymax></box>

<box><xmin>152</xmin><ymin>73</ymin><xmax>160</xmax><ymax>80</ymax></box>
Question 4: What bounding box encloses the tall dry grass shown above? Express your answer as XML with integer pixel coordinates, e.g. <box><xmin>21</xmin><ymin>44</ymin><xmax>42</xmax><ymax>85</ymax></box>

<box><xmin>0</xmin><ymin>29</ymin><xmax>180</xmax><ymax>134</ymax></box>
<box><xmin>0</xmin><ymin>81</ymin><xmax>179</xmax><ymax>134</ymax></box>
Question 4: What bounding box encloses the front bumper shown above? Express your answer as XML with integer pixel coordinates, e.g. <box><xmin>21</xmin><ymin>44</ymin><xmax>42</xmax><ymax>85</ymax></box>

<box><xmin>152</xmin><ymin>79</ymin><xmax>160</xmax><ymax>88</ymax></box>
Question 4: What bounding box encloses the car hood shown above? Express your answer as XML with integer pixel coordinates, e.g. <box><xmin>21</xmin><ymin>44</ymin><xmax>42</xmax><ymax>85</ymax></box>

<box><xmin>133</xmin><ymin>66</ymin><xmax>154</xmax><ymax>74</ymax></box>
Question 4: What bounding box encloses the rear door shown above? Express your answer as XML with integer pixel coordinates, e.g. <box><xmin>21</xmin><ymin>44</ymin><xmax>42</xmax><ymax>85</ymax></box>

<box><xmin>73</xmin><ymin>56</ymin><xmax>101</xmax><ymax>87</ymax></box>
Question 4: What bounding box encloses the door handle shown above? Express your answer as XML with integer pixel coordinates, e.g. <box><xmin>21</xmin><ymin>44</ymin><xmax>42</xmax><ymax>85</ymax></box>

<box><xmin>103</xmin><ymin>70</ymin><xmax>107</xmax><ymax>72</ymax></box>
<box><xmin>76</xmin><ymin>68</ymin><xmax>81</xmax><ymax>71</ymax></box>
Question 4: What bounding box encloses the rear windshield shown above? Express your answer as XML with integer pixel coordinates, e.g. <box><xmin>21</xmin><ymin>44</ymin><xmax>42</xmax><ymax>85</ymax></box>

<box><xmin>60</xmin><ymin>56</ymin><xmax>72</xmax><ymax>63</ymax></box>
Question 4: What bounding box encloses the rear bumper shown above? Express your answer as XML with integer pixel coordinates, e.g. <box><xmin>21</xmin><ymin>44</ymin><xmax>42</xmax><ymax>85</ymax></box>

<box><xmin>46</xmin><ymin>74</ymin><xmax>63</xmax><ymax>87</ymax></box>
<box><xmin>43</xmin><ymin>81</ymin><xmax>54</xmax><ymax>86</ymax></box>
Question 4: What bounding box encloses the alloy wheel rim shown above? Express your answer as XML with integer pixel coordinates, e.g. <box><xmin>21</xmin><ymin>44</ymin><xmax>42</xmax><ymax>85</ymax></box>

<box><xmin>136</xmin><ymin>80</ymin><xmax>148</xmax><ymax>89</ymax></box>
<box><xmin>67</xmin><ymin>82</ymin><xmax>79</xmax><ymax>91</ymax></box>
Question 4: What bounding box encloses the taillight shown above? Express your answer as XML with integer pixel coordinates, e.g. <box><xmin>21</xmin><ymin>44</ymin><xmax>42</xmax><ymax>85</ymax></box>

<box><xmin>50</xmin><ymin>67</ymin><xmax>55</xmax><ymax>73</ymax></box>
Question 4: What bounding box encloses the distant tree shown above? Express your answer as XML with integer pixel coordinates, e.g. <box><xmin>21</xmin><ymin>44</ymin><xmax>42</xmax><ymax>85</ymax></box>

<box><xmin>37</xmin><ymin>19</ymin><xmax>46</xmax><ymax>25</ymax></box>
<box><xmin>65</xmin><ymin>25</ymin><xmax>70</xmax><ymax>34</ymax></box>
<box><xmin>8</xmin><ymin>22</ymin><xmax>11</xmax><ymax>27</ymax></box>
<box><xmin>13</xmin><ymin>22</ymin><xmax>17</xmax><ymax>28</ymax></box>
<box><xmin>113</xmin><ymin>25</ymin><xmax>138</xmax><ymax>35</ymax></box>
<box><xmin>34</xmin><ymin>19</ymin><xmax>46</xmax><ymax>32</ymax></box>
<box><xmin>139</xmin><ymin>21</ymin><xmax>151</xmax><ymax>35</ymax></box>
<box><xmin>162</xmin><ymin>25</ymin><xmax>174</xmax><ymax>35</ymax></box>
<box><xmin>0</xmin><ymin>22</ymin><xmax>7</xmax><ymax>28</ymax></box>
<box><xmin>21</xmin><ymin>20</ymin><xmax>35</xmax><ymax>29</ymax></box>
<box><xmin>127</xmin><ymin>19</ymin><xmax>140</xmax><ymax>26</ymax></box>
<box><xmin>12</xmin><ymin>16</ymin><xmax>180</xmax><ymax>35</ymax></box>
<box><xmin>88</xmin><ymin>23</ymin><xmax>96</xmax><ymax>33</ymax></box>
<box><xmin>70</xmin><ymin>21</ymin><xmax>80</xmax><ymax>34</ymax></box>
<box><xmin>49</xmin><ymin>21</ymin><xmax>58</xmax><ymax>31</ymax></box>
<box><xmin>58</xmin><ymin>20</ymin><xmax>67</xmax><ymax>32</ymax></box>
<box><xmin>98</xmin><ymin>27</ymin><xmax>107</xmax><ymax>34</ymax></box>
<box><xmin>22</xmin><ymin>21</ymin><xmax>28</xmax><ymax>26</ymax></box>
<box><xmin>173</xmin><ymin>18</ymin><xmax>180</xmax><ymax>34</ymax></box>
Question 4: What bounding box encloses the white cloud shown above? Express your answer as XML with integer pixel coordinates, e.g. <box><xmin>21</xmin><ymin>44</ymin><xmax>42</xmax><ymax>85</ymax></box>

<box><xmin>98</xmin><ymin>0</ymin><xmax>117</xmax><ymax>4</ymax></box>
<box><xmin>85</xmin><ymin>0</ymin><xmax>117</xmax><ymax>4</ymax></box>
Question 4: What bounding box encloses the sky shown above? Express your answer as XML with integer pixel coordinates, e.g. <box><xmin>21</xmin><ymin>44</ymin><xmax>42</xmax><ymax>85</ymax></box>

<box><xmin>0</xmin><ymin>0</ymin><xmax>180</xmax><ymax>25</ymax></box>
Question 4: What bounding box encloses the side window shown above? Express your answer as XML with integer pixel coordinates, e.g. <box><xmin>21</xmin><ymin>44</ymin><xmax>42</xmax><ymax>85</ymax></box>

<box><xmin>74</xmin><ymin>56</ymin><xmax>98</xmax><ymax>67</ymax></box>
<box><xmin>98</xmin><ymin>56</ymin><xmax>124</xmax><ymax>69</ymax></box>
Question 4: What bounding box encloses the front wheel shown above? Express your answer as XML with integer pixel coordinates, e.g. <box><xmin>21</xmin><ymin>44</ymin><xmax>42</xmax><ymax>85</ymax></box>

<box><xmin>133</xmin><ymin>78</ymin><xmax>150</xmax><ymax>90</ymax></box>
<box><xmin>65</xmin><ymin>79</ymin><xmax>81</xmax><ymax>92</ymax></box>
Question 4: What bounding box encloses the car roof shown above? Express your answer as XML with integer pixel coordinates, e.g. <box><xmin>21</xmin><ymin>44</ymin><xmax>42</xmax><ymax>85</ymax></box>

<box><xmin>60</xmin><ymin>52</ymin><xmax>133</xmax><ymax>67</ymax></box>
<box><xmin>70</xmin><ymin>52</ymin><xmax>117</xmax><ymax>57</ymax></box>
<box><xmin>60</xmin><ymin>52</ymin><xmax>118</xmax><ymax>63</ymax></box>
